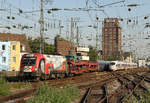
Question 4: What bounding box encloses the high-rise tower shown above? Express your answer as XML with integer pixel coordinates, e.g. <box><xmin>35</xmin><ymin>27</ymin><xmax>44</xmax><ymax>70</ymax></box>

<box><xmin>102</xmin><ymin>18</ymin><xmax>122</xmax><ymax>60</ymax></box>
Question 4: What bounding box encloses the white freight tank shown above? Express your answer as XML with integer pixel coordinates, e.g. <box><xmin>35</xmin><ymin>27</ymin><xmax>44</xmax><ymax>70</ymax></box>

<box><xmin>44</xmin><ymin>55</ymin><xmax>66</xmax><ymax>70</ymax></box>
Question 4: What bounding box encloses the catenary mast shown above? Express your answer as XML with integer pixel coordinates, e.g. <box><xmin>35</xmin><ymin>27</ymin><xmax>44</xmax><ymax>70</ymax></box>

<box><xmin>40</xmin><ymin>0</ymin><xmax>44</xmax><ymax>53</ymax></box>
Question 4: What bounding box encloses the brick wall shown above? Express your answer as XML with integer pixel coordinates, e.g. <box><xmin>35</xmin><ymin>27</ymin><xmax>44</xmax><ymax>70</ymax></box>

<box><xmin>55</xmin><ymin>35</ymin><xmax>76</xmax><ymax>56</ymax></box>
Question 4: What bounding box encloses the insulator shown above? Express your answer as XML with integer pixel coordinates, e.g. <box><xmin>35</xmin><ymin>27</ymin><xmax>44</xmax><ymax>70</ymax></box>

<box><xmin>47</xmin><ymin>10</ymin><xmax>51</xmax><ymax>14</ymax></box>
<box><xmin>96</xmin><ymin>16</ymin><xmax>99</xmax><ymax>20</ymax></box>
<box><xmin>13</xmin><ymin>25</ymin><xmax>16</xmax><ymax>28</ymax></box>
<box><xmin>12</xmin><ymin>16</ymin><xmax>15</xmax><ymax>20</ymax></box>
<box><xmin>6</xmin><ymin>26</ymin><xmax>11</xmax><ymax>29</ymax></box>
<box><xmin>19</xmin><ymin>9</ymin><xmax>23</xmax><ymax>13</ymax></box>
<box><xmin>144</xmin><ymin>16</ymin><xmax>148</xmax><ymax>19</ymax></box>
<box><xmin>7</xmin><ymin>16</ymin><xmax>10</xmax><ymax>19</ymax></box>
<box><xmin>128</xmin><ymin>8</ymin><xmax>131</xmax><ymax>11</ymax></box>
<box><xmin>128</xmin><ymin>19</ymin><xmax>131</xmax><ymax>22</ymax></box>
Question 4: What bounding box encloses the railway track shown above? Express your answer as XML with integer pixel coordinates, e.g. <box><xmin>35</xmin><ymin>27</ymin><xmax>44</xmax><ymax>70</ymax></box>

<box><xmin>80</xmin><ymin>68</ymin><xmax>150</xmax><ymax>103</ymax></box>
<box><xmin>0</xmin><ymin>88</ymin><xmax>36</xmax><ymax>103</ymax></box>
<box><xmin>0</xmin><ymin>68</ymin><xmax>149</xmax><ymax>103</ymax></box>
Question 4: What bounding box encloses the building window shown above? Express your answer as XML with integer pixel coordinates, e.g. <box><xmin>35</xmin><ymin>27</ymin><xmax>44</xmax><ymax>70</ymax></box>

<box><xmin>2</xmin><ymin>45</ymin><xmax>5</xmax><ymax>50</ymax></box>
<box><xmin>2</xmin><ymin>57</ymin><xmax>6</xmax><ymax>63</ymax></box>
<box><xmin>13</xmin><ymin>57</ymin><xmax>16</xmax><ymax>63</ymax></box>
<box><xmin>13</xmin><ymin>45</ymin><xmax>16</xmax><ymax>50</ymax></box>
<box><xmin>21</xmin><ymin>45</ymin><xmax>25</xmax><ymax>51</ymax></box>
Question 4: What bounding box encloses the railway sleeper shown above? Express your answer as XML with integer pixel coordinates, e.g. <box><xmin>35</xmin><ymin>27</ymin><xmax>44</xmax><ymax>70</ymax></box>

<box><xmin>121</xmin><ymin>78</ymin><xmax>145</xmax><ymax>102</ymax></box>
<box><xmin>108</xmin><ymin>73</ymin><xmax>144</xmax><ymax>103</ymax></box>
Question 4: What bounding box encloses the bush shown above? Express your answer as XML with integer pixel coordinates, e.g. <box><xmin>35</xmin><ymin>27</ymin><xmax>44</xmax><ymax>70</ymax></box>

<box><xmin>0</xmin><ymin>76</ymin><xmax>11</xmax><ymax>96</ymax></box>
<box><xmin>27</xmin><ymin>83</ymin><xmax>80</xmax><ymax>103</ymax></box>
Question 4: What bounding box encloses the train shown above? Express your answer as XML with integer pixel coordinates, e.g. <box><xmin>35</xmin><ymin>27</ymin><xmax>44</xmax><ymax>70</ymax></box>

<box><xmin>109</xmin><ymin>61</ymin><xmax>138</xmax><ymax>71</ymax></box>
<box><xmin>19</xmin><ymin>53</ymin><xmax>98</xmax><ymax>80</ymax></box>
<box><xmin>0</xmin><ymin>53</ymin><xmax>138</xmax><ymax>80</ymax></box>
<box><xmin>18</xmin><ymin>53</ymin><xmax>138</xmax><ymax>80</ymax></box>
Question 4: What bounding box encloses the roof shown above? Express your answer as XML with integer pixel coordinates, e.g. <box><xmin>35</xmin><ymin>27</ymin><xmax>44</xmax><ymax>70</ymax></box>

<box><xmin>123</xmin><ymin>52</ymin><xmax>132</xmax><ymax>59</ymax></box>
<box><xmin>0</xmin><ymin>33</ymin><xmax>31</xmax><ymax>52</ymax></box>
<box><xmin>55</xmin><ymin>35</ymin><xmax>76</xmax><ymax>44</ymax></box>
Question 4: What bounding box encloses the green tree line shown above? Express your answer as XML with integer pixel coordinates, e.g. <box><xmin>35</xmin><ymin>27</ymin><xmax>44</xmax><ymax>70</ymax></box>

<box><xmin>28</xmin><ymin>37</ymin><xmax>55</xmax><ymax>54</ymax></box>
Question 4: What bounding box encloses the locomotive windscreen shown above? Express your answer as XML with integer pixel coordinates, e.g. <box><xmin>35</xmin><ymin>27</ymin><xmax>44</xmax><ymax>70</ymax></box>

<box><xmin>22</xmin><ymin>57</ymin><xmax>37</xmax><ymax>66</ymax></box>
<box><xmin>110</xmin><ymin>62</ymin><xmax>115</xmax><ymax>65</ymax></box>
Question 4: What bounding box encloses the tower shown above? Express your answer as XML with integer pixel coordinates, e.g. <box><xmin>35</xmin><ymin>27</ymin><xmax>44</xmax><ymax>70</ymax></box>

<box><xmin>102</xmin><ymin>18</ymin><xmax>122</xmax><ymax>60</ymax></box>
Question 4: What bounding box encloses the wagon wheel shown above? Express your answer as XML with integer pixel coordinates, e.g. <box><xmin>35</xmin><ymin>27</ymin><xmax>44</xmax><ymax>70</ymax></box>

<box><xmin>34</xmin><ymin>76</ymin><xmax>40</xmax><ymax>81</ymax></box>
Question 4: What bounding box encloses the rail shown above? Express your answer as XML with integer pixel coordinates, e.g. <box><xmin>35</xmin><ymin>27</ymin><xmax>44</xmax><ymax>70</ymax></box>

<box><xmin>80</xmin><ymin>88</ymin><xmax>92</xmax><ymax>103</ymax></box>
<box><xmin>81</xmin><ymin>69</ymin><xmax>150</xmax><ymax>103</ymax></box>
<box><xmin>0</xmin><ymin>88</ymin><xmax>36</xmax><ymax>103</ymax></box>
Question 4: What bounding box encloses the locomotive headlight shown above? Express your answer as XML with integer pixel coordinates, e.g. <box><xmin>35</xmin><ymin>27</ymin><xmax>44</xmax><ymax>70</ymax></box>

<box><xmin>35</xmin><ymin>67</ymin><xmax>38</xmax><ymax>71</ymax></box>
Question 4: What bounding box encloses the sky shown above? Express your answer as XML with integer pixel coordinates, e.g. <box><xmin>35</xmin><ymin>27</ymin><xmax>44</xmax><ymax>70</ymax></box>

<box><xmin>0</xmin><ymin>0</ymin><xmax>150</xmax><ymax>59</ymax></box>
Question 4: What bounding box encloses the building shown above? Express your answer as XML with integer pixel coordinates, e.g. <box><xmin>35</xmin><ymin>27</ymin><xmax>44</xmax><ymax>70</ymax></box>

<box><xmin>55</xmin><ymin>35</ymin><xmax>76</xmax><ymax>56</ymax></box>
<box><xmin>0</xmin><ymin>42</ymin><xmax>10</xmax><ymax>71</ymax></box>
<box><xmin>10</xmin><ymin>41</ymin><xmax>20</xmax><ymax>71</ymax></box>
<box><xmin>0</xmin><ymin>41</ymin><xmax>20</xmax><ymax>71</ymax></box>
<box><xmin>123</xmin><ymin>52</ymin><xmax>133</xmax><ymax>63</ymax></box>
<box><xmin>0</xmin><ymin>33</ymin><xmax>31</xmax><ymax>52</ymax></box>
<box><xmin>102</xmin><ymin>18</ymin><xmax>122</xmax><ymax>60</ymax></box>
<box><xmin>138</xmin><ymin>59</ymin><xmax>146</xmax><ymax>67</ymax></box>
<box><xmin>76</xmin><ymin>47</ymin><xmax>89</xmax><ymax>61</ymax></box>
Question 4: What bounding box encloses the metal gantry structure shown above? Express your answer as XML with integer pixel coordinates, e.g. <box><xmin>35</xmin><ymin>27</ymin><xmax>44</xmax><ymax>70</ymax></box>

<box><xmin>0</xmin><ymin>0</ymin><xmax>150</xmax><ymax>59</ymax></box>
<box><xmin>40</xmin><ymin>0</ymin><xmax>44</xmax><ymax>54</ymax></box>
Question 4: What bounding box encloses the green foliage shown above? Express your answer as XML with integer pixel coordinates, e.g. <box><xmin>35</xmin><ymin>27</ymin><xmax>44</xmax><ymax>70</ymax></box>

<box><xmin>28</xmin><ymin>37</ymin><xmax>40</xmax><ymax>53</ymax></box>
<box><xmin>28</xmin><ymin>37</ymin><xmax>55</xmax><ymax>54</ymax></box>
<box><xmin>88</xmin><ymin>45</ymin><xmax>97</xmax><ymax>61</ymax></box>
<box><xmin>27</xmin><ymin>83</ymin><xmax>80</xmax><ymax>103</ymax></box>
<box><xmin>44</xmin><ymin>43</ymin><xmax>55</xmax><ymax>54</ymax></box>
<box><xmin>0</xmin><ymin>76</ymin><xmax>11</xmax><ymax>96</ymax></box>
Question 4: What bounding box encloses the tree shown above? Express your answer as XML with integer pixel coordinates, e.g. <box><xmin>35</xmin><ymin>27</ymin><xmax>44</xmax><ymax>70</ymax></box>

<box><xmin>44</xmin><ymin>43</ymin><xmax>55</xmax><ymax>54</ymax></box>
<box><xmin>28</xmin><ymin>37</ymin><xmax>55</xmax><ymax>54</ymax></box>
<box><xmin>88</xmin><ymin>45</ymin><xmax>97</xmax><ymax>61</ymax></box>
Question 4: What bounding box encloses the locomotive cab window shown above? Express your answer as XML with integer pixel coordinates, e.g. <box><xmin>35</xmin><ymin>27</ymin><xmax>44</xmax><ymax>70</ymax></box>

<box><xmin>22</xmin><ymin>57</ymin><xmax>37</xmax><ymax>66</ymax></box>
<box><xmin>110</xmin><ymin>62</ymin><xmax>115</xmax><ymax>65</ymax></box>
